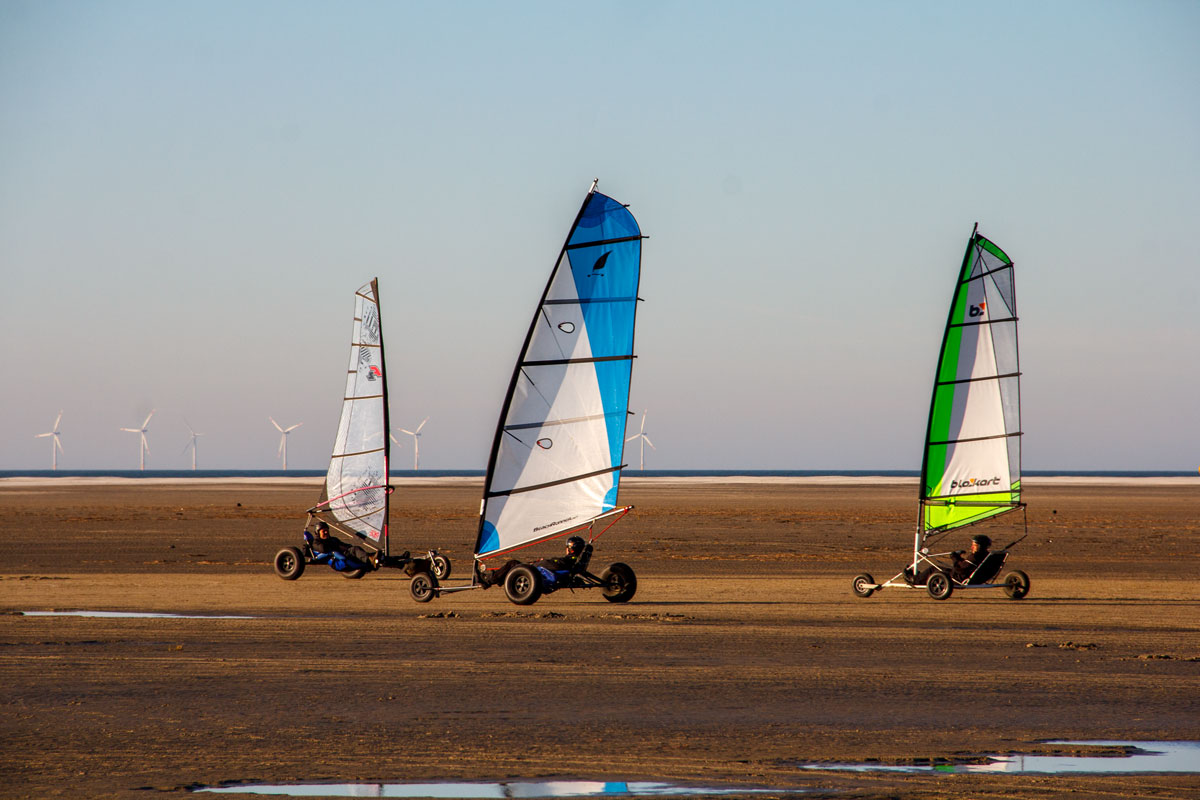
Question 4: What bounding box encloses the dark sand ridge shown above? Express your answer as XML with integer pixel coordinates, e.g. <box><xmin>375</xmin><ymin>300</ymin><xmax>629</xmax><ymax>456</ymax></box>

<box><xmin>1</xmin><ymin>480</ymin><xmax>1198</xmax><ymax>799</ymax></box>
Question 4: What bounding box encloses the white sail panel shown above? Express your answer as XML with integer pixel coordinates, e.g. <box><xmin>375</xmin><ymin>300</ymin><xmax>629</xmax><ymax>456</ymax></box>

<box><xmin>319</xmin><ymin>280</ymin><xmax>389</xmax><ymax>546</ymax></box>
<box><xmin>477</xmin><ymin>188</ymin><xmax>642</xmax><ymax>557</ymax></box>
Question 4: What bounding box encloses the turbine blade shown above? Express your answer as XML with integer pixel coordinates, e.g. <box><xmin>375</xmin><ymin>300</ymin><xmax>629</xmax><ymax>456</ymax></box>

<box><xmin>285</xmin><ymin>423</ymin><xmax>302</xmax><ymax>432</ymax></box>
<box><xmin>270</xmin><ymin>417</ymin><xmax>283</xmax><ymax>432</ymax></box>
<box><xmin>35</xmin><ymin>432</ymin><xmax>52</xmax><ymax>438</ymax></box>
<box><xmin>644</xmin><ymin>437</ymin><xmax>656</xmax><ymax>450</ymax></box>
<box><xmin>55</xmin><ymin>438</ymin><xmax>64</xmax><ymax>454</ymax></box>
<box><xmin>399</xmin><ymin>429</ymin><xmax>415</xmax><ymax>436</ymax></box>
<box><xmin>143</xmin><ymin>410</ymin><xmax>156</xmax><ymax>428</ymax></box>
<box><xmin>414</xmin><ymin>416</ymin><xmax>429</xmax><ymax>433</ymax></box>
<box><xmin>53</xmin><ymin>411</ymin><xmax>63</xmax><ymax>430</ymax></box>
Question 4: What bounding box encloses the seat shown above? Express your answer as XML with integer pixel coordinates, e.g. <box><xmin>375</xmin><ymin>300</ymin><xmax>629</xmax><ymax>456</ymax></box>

<box><xmin>965</xmin><ymin>551</ymin><xmax>1008</xmax><ymax>585</ymax></box>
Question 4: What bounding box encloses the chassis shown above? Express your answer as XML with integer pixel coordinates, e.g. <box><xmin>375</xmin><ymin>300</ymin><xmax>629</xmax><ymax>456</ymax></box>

<box><xmin>408</xmin><ymin>543</ymin><xmax>636</xmax><ymax>606</ymax></box>
<box><xmin>852</xmin><ymin>547</ymin><xmax>1029</xmax><ymax>601</ymax></box>
<box><xmin>274</xmin><ymin>530</ymin><xmax>451</xmax><ymax>582</ymax></box>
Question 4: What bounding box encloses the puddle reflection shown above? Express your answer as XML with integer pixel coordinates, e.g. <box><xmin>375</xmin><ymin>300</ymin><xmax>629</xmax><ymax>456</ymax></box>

<box><xmin>801</xmin><ymin>740</ymin><xmax>1200</xmax><ymax>775</ymax></box>
<box><xmin>195</xmin><ymin>780</ymin><xmax>800</xmax><ymax>797</ymax></box>
<box><xmin>21</xmin><ymin>618</ymin><xmax>255</xmax><ymax>623</ymax></box>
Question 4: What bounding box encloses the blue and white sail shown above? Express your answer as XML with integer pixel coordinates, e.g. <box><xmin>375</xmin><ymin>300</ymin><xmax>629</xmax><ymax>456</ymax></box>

<box><xmin>313</xmin><ymin>279</ymin><xmax>391</xmax><ymax>551</ymax></box>
<box><xmin>475</xmin><ymin>185</ymin><xmax>644</xmax><ymax>558</ymax></box>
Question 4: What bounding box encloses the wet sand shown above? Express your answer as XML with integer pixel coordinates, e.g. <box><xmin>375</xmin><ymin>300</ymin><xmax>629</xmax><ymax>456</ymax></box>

<box><xmin>2</xmin><ymin>480</ymin><xmax>1198</xmax><ymax>799</ymax></box>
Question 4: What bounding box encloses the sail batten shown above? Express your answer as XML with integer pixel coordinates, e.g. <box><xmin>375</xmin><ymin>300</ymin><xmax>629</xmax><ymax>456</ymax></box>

<box><xmin>476</xmin><ymin>188</ymin><xmax>643</xmax><ymax>558</ymax></box>
<box><xmin>314</xmin><ymin>279</ymin><xmax>390</xmax><ymax>550</ymax></box>
<box><xmin>919</xmin><ymin>228</ymin><xmax>1021</xmax><ymax>535</ymax></box>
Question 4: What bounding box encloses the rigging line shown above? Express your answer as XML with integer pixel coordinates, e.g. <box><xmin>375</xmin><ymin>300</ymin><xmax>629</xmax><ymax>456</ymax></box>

<box><xmin>506</xmin><ymin>411</ymin><xmax>622</xmax><ymax>431</ymax></box>
<box><xmin>544</xmin><ymin>296</ymin><xmax>637</xmax><ymax>306</ymax></box>
<box><xmin>517</xmin><ymin>367</ymin><xmax>556</xmax><ymax>421</ymax></box>
<box><xmin>502</xmin><ymin>428</ymin><xmax>532</xmax><ymax>450</ymax></box>
<box><xmin>486</xmin><ymin>464</ymin><xmax>624</xmax><ymax>498</ymax></box>
<box><xmin>927</xmin><ymin>431</ymin><xmax>1022</xmax><ymax>446</ymax></box>
<box><xmin>564</xmin><ymin>234</ymin><xmax>645</xmax><ymax>251</ymax></box>
<box><xmin>949</xmin><ymin>316</ymin><xmax>1017</xmax><ymax>329</ymax></box>
<box><xmin>329</xmin><ymin>446</ymin><xmax>385</xmax><ymax>459</ymax></box>
<box><xmin>935</xmin><ymin>371</ymin><xmax>1021</xmax><ymax>386</ymax></box>
<box><xmin>962</xmin><ymin>261</ymin><xmax>1013</xmax><ymax>285</ymax></box>
<box><xmin>523</xmin><ymin>355</ymin><xmax>635</xmax><ymax>367</ymax></box>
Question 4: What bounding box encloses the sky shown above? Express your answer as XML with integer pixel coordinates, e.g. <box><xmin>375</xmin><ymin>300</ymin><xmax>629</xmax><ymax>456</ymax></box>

<box><xmin>1</xmin><ymin>0</ymin><xmax>1197</xmax><ymax>471</ymax></box>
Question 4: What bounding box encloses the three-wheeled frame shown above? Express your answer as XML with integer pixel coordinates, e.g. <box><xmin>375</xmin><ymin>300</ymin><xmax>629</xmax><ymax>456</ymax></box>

<box><xmin>273</xmin><ymin>507</ymin><xmax>451</xmax><ymax>583</ymax></box>
<box><xmin>852</xmin><ymin>505</ymin><xmax>1030</xmax><ymax>601</ymax></box>
<box><xmin>408</xmin><ymin>506</ymin><xmax>636</xmax><ymax>606</ymax></box>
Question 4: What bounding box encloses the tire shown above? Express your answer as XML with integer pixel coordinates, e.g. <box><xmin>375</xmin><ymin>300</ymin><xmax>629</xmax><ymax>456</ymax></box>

<box><xmin>504</xmin><ymin>565</ymin><xmax>542</xmax><ymax>606</ymax></box>
<box><xmin>409</xmin><ymin>571</ymin><xmax>436</xmax><ymax>603</ymax></box>
<box><xmin>852</xmin><ymin>573</ymin><xmax>875</xmax><ymax>598</ymax></box>
<box><xmin>926</xmin><ymin>571</ymin><xmax>953</xmax><ymax>600</ymax></box>
<box><xmin>600</xmin><ymin>562</ymin><xmax>637</xmax><ymax>603</ymax></box>
<box><xmin>1003</xmin><ymin>569</ymin><xmax>1030</xmax><ymax>599</ymax></box>
<box><xmin>341</xmin><ymin>567</ymin><xmax>367</xmax><ymax>580</ymax></box>
<box><xmin>274</xmin><ymin>547</ymin><xmax>305</xmax><ymax>580</ymax></box>
<box><xmin>431</xmin><ymin>554</ymin><xmax>452</xmax><ymax>580</ymax></box>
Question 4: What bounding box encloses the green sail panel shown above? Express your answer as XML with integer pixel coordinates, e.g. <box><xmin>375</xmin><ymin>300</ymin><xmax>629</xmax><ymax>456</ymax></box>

<box><xmin>920</xmin><ymin>230</ymin><xmax>1021</xmax><ymax>534</ymax></box>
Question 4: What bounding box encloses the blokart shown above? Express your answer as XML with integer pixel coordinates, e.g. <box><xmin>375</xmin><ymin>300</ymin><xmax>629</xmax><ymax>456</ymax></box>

<box><xmin>852</xmin><ymin>535</ymin><xmax>1029</xmax><ymax>601</ymax></box>
<box><xmin>274</xmin><ymin>514</ymin><xmax>451</xmax><ymax>582</ymax></box>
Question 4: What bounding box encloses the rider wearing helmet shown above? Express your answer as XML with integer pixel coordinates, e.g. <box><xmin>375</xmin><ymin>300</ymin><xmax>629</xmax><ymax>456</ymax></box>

<box><xmin>475</xmin><ymin>535</ymin><xmax>589</xmax><ymax>589</ymax></box>
<box><xmin>906</xmin><ymin>533</ymin><xmax>992</xmax><ymax>586</ymax></box>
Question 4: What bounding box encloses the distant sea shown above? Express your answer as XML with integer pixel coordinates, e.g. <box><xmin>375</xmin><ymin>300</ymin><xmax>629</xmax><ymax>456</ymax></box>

<box><xmin>1</xmin><ymin>469</ymin><xmax>1195</xmax><ymax>479</ymax></box>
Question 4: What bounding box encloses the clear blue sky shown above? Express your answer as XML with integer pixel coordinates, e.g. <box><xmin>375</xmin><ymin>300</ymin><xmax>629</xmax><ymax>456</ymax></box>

<box><xmin>2</xmin><ymin>0</ymin><xmax>1197</xmax><ymax>471</ymax></box>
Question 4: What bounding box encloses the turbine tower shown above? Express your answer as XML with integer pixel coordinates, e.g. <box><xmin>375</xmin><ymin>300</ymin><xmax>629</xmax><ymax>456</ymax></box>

<box><xmin>394</xmin><ymin>416</ymin><xmax>429</xmax><ymax>470</ymax></box>
<box><xmin>270</xmin><ymin>417</ymin><xmax>302</xmax><ymax>470</ymax></box>
<box><xmin>120</xmin><ymin>410</ymin><xmax>155</xmax><ymax>471</ymax></box>
<box><xmin>182</xmin><ymin>420</ymin><xmax>204</xmax><ymax>471</ymax></box>
<box><xmin>35</xmin><ymin>411</ymin><xmax>64</xmax><ymax>471</ymax></box>
<box><xmin>625</xmin><ymin>409</ymin><xmax>655</xmax><ymax>471</ymax></box>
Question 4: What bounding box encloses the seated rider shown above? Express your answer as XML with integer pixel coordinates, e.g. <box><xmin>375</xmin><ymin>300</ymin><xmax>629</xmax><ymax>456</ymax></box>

<box><xmin>908</xmin><ymin>534</ymin><xmax>991</xmax><ymax>585</ymax></box>
<box><xmin>475</xmin><ymin>535</ymin><xmax>587</xmax><ymax>589</ymax></box>
<box><xmin>310</xmin><ymin>521</ymin><xmax>381</xmax><ymax>569</ymax></box>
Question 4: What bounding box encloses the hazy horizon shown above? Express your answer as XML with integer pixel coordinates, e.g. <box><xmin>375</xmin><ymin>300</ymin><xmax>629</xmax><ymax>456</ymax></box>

<box><xmin>3</xmin><ymin>1</ymin><xmax>1197</xmax><ymax>472</ymax></box>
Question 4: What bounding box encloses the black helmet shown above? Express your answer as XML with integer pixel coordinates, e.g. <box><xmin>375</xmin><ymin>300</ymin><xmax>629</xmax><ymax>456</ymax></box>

<box><xmin>565</xmin><ymin>536</ymin><xmax>586</xmax><ymax>554</ymax></box>
<box><xmin>316</xmin><ymin>522</ymin><xmax>330</xmax><ymax>534</ymax></box>
<box><xmin>972</xmin><ymin>534</ymin><xmax>991</xmax><ymax>548</ymax></box>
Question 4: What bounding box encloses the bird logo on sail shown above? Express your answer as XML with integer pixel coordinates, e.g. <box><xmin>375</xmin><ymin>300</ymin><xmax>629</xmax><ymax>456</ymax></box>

<box><xmin>588</xmin><ymin>251</ymin><xmax>610</xmax><ymax>277</ymax></box>
<box><xmin>969</xmin><ymin>301</ymin><xmax>987</xmax><ymax>318</ymax></box>
<box><xmin>366</xmin><ymin>365</ymin><xmax>382</xmax><ymax>381</ymax></box>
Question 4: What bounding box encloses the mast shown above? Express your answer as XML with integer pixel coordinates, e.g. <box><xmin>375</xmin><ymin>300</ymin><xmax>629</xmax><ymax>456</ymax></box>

<box><xmin>373</xmin><ymin>277</ymin><xmax>392</xmax><ymax>557</ymax></box>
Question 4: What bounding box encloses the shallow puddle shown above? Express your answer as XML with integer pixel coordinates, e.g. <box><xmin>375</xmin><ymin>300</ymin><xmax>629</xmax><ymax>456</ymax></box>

<box><xmin>801</xmin><ymin>740</ymin><xmax>1200</xmax><ymax>774</ymax></box>
<box><xmin>195</xmin><ymin>780</ymin><xmax>803</xmax><ymax>797</ymax></box>
<box><xmin>21</xmin><ymin>618</ymin><xmax>255</xmax><ymax>623</ymax></box>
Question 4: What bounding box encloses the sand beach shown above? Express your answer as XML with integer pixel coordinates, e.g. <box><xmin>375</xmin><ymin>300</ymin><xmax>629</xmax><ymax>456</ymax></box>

<box><xmin>2</xmin><ymin>478</ymin><xmax>1198</xmax><ymax>798</ymax></box>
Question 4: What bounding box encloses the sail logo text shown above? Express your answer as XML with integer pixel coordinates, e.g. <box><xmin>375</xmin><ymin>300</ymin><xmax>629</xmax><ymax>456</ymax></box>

<box><xmin>950</xmin><ymin>476</ymin><xmax>1002</xmax><ymax>489</ymax></box>
<box><xmin>366</xmin><ymin>365</ymin><xmax>382</xmax><ymax>381</ymax></box>
<box><xmin>969</xmin><ymin>301</ymin><xmax>987</xmax><ymax>318</ymax></box>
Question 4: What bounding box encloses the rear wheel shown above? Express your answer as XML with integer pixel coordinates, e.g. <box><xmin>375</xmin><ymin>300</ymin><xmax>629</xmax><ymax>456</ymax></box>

<box><xmin>274</xmin><ymin>547</ymin><xmax>305</xmax><ymax>580</ymax></box>
<box><xmin>852</xmin><ymin>573</ymin><xmax>875</xmax><ymax>598</ymax></box>
<box><xmin>926</xmin><ymin>571</ymin><xmax>953</xmax><ymax>600</ymax></box>
<box><xmin>600</xmin><ymin>562</ymin><xmax>637</xmax><ymax>603</ymax></box>
<box><xmin>409</xmin><ymin>571</ymin><xmax>436</xmax><ymax>603</ymax></box>
<box><xmin>504</xmin><ymin>565</ymin><xmax>542</xmax><ymax>606</ymax></box>
<box><xmin>341</xmin><ymin>567</ymin><xmax>366</xmax><ymax>579</ymax></box>
<box><xmin>1003</xmin><ymin>570</ymin><xmax>1030</xmax><ymax>599</ymax></box>
<box><xmin>431</xmin><ymin>554</ymin><xmax>452</xmax><ymax>580</ymax></box>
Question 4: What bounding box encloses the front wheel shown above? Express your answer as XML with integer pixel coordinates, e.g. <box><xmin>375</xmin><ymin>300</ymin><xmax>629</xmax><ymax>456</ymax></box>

<box><xmin>409</xmin><ymin>571</ymin><xmax>436</xmax><ymax>603</ymax></box>
<box><xmin>504</xmin><ymin>565</ymin><xmax>542</xmax><ymax>606</ymax></box>
<box><xmin>1003</xmin><ymin>570</ymin><xmax>1030</xmax><ymax>599</ymax></box>
<box><xmin>926</xmin><ymin>571</ymin><xmax>953</xmax><ymax>600</ymax></box>
<box><xmin>600</xmin><ymin>562</ymin><xmax>637</xmax><ymax>603</ymax></box>
<box><xmin>341</xmin><ymin>567</ymin><xmax>367</xmax><ymax>580</ymax></box>
<box><xmin>274</xmin><ymin>547</ymin><xmax>305</xmax><ymax>580</ymax></box>
<box><xmin>852</xmin><ymin>573</ymin><xmax>875</xmax><ymax>598</ymax></box>
<box><xmin>431</xmin><ymin>554</ymin><xmax>452</xmax><ymax>580</ymax></box>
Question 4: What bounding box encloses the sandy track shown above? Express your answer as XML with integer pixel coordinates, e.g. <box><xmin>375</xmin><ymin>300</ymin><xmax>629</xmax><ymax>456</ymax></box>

<box><xmin>1</xmin><ymin>482</ymin><xmax>1198</xmax><ymax>798</ymax></box>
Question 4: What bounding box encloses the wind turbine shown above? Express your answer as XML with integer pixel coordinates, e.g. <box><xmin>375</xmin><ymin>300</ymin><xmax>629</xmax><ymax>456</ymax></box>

<box><xmin>120</xmin><ymin>410</ymin><xmax>155</xmax><ymax>471</ymax></box>
<box><xmin>182</xmin><ymin>420</ymin><xmax>204</xmax><ymax>471</ymax></box>
<box><xmin>625</xmin><ymin>409</ymin><xmax>655</xmax><ymax>471</ymax></box>
<box><xmin>35</xmin><ymin>411</ymin><xmax>64</xmax><ymax>470</ymax></box>
<box><xmin>270</xmin><ymin>417</ymin><xmax>302</xmax><ymax>470</ymax></box>
<box><xmin>393</xmin><ymin>416</ymin><xmax>429</xmax><ymax>470</ymax></box>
